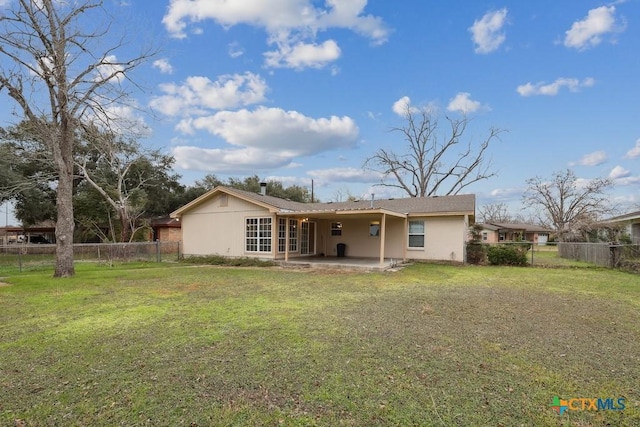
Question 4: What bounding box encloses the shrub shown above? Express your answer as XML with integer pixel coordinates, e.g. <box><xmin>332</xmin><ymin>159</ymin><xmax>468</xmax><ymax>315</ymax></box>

<box><xmin>466</xmin><ymin>243</ymin><xmax>486</xmax><ymax>264</ymax></box>
<box><xmin>180</xmin><ymin>255</ymin><xmax>276</xmax><ymax>267</ymax></box>
<box><xmin>487</xmin><ymin>244</ymin><xmax>529</xmax><ymax>266</ymax></box>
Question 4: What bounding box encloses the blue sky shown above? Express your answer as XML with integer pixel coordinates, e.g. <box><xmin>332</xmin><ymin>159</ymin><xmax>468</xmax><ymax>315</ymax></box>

<box><xmin>2</xmin><ymin>0</ymin><xmax>640</xmax><ymax>224</ymax></box>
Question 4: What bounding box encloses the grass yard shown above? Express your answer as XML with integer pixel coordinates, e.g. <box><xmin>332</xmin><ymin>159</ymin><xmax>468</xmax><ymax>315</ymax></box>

<box><xmin>0</xmin><ymin>262</ymin><xmax>639</xmax><ymax>426</ymax></box>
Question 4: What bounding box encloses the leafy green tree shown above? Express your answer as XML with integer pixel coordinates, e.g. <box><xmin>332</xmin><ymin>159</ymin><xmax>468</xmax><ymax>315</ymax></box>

<box><xmin>226</xmin><ymin>175</ymin><xmax>311</xmax><ymax>202</ymax></box>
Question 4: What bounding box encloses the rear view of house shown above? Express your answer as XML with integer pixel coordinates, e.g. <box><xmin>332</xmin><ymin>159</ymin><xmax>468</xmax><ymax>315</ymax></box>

<box><xmin>170</xmin><ymin>186</ymin><xmax>475</xmax><ymax>264</ymax></box>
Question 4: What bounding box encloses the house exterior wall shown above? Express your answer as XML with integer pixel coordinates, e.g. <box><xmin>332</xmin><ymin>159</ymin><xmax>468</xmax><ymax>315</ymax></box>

<box><xmin>319</xmin><ymin>216</ymin><xmax>406</xmax><ymax>259</ymax></box>
<box><xmin>407</xmin><ymin>216</ymin><xmax>467</xmax><ymax>262</ymax></box>
<box><xmin>156</xmin><ymin>227</ymin><xmax>181</xmax><ymax>242</ymax></box>
<box><xmin>181</xmin><ymin>193</ymin><xmax>273</xmax><ymax>257</ymax></box>
<box><xmin>481</xmin><ymin>228</ymin><xmax>499</xmax><ymax>243</ymax></box>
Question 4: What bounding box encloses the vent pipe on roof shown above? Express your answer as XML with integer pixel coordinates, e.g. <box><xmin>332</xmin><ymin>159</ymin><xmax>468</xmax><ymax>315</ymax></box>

<box><xmin>260</xmin><ymin>182</ymin><xmax>267</xmax><ymax>196</ymax></box>
<box><xmin>370</xmin><ymin>193</ymin><xmax>375</xmax><ymax>208</ymax></box>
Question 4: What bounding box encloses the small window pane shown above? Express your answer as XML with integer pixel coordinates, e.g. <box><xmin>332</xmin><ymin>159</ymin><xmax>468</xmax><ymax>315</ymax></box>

<box><xmin>409</xmin><ymin>221</ymin><xmax>424</xmax><ymax>233</ymax></box>
<box><xmin>409</xmin><ymin>235</ymin><xmax>424</xmax><ymax>248</ymax></box>
<box><xmin>369</xmin><ymin>223</ymin><xmax>380</xmax><ymax>237</ymax></box>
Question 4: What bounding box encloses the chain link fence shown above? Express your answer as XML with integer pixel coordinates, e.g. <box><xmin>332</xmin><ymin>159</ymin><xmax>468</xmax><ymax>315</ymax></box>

<box><xmin>467</xmin><ymin>241</ymin><xmax>640</xmax><ymax>272</ymax></box>
<box><xmin>467</xmin><ymin>242</ymin><xmax>599</xmax><ymax>267</ymax></box>
<box><xmin>0</xmin><ymin>241</ymin><xmax>181</xmax><ymax>274</ymax></box>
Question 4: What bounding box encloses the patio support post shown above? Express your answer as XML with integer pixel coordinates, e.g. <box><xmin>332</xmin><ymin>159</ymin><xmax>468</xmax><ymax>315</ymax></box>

<box><xmin>403</xmin><ymin>218</ymin><xmax>408</xmax><ymax>261</ymax></box>
<box><xmin>285</xmin><ymin>216</ymin><xmax>290</xmax><ymax>262</ymax></box>
<box><xmin>379</xmin><ymin>213</ymin><xmax>387</xmax><ymax>265</ymax></box>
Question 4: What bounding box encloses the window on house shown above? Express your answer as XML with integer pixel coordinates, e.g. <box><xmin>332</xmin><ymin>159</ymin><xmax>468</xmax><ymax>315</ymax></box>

<box><xmin>408</xmin><ymin>220</ymin><xmax>425</xmax><ymax>248</ymax></box>
<box><xmin>499</xmin><ymin>233</ymin><xmax>505</xmax><ymax>241</ymax></box>
<box><xmin>289</xmin><ymin>219</ymin><xmax>298</xmax><ymax>252</ymax></box>
<box><xmin>331</xmin><ymin>222</ymin><xmax>342</xmax><ymax>236</ymax></box>
<box><xmin>369</xmin><ymin>221</ymin><xmax>380</xmax><ymax>237</ymax></box>
<box><xmin>482</xmin><ymin>232</ymin><xmax>488</xmax><ymax>241</ymax></box>
<box><xmin>278</xmin><ymin>218</ymin><xmax>286</xmax><ymax>253</ymax></box>
<box><xmin>219</xmin><ymin>194</ymin><xmax>228</xmax><ymax>207</ymax></box>
<box><xmin>246</xmin><ymin>217</ymin><xmax>272</xmax><ymax>253</ymax></box>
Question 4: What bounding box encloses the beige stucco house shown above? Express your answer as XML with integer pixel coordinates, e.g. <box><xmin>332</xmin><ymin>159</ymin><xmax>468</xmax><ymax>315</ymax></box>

<box><xmin>170</xmin><ymin>186</ymin><xmax>475</xmax><ymax>264</ymax></box>
<box><xmin>478</xmin><ymin>222</ymin><xmax>553</xmax><ymax>245</ymax></box>
<box><xmin>601</xmin><ymin>210</ymin><xmax>640</xmax><ymax>244</ymax></box>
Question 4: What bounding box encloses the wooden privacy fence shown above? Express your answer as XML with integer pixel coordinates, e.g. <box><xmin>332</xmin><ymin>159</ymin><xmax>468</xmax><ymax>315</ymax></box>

<box><xmin>558</xmin><ymin>242</ymin><xmax>640</xmax><ymax>269</ymax></box>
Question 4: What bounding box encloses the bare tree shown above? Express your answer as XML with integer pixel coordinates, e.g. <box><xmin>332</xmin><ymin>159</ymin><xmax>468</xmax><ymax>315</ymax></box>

<box><xmin>76</xmin><ymin>129</ymin><xmax>159</xmax><ymax>242</ymax></box>
<box><xmin>522</xmin><ymin>169</ymin><xmax>612</xmax><ymax>240</ymax></box>
<box><xmin>331</xmin><ymin>187</ymin><xmax>358</xmax><ymax>202</ymax></box>
<box><xmin>0</xmin><ymin>0</ymin><xmax>154</xmax><ymax>276</ymax></box>
<box><xmin>477</xmin><ymin>202</ymin><xmax>514</xmax><ymax>223</ymax></box>
<box><xmin>364</xmin><ymin>104</ymin><xmax>504</xmax><ymax>197</ymax></box>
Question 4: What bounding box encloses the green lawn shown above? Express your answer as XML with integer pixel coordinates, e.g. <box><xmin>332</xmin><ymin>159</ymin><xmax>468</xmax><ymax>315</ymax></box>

<box><xmin>1</xmin><ymin>263</ymin><xmax>638</xmax><ymax>426</ymax></box>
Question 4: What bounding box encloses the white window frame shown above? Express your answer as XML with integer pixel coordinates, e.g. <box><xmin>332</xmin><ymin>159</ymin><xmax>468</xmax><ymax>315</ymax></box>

<box><xmin>277</xmin><ymin>218</ymin><xmax>287</xmax><ymax>253</ymax></box>
<box><xmin>246</xmin><ymin>217</ymin><xmax>272</xmax><ymax>253</ymax></box>
<box><xmin>408</xmin><ymin>220</ymin><xmax>425</xmax><ymax>249</ymax></box>
<box><xmin>288</xmin><ymin>219</ymin><xmax>298</xmax><ymax>252</ymax></box>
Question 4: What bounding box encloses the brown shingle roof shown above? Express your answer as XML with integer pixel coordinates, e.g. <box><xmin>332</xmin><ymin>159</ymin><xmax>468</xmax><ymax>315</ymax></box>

<box><xmin>487</xmin><ymin>222</ymin><xmax>553</xmax><ymax>233</ymax></box>
<box><xmin>222</xmin><ymin>186</ymin><xmax>475</xmax><ymax>215</ymax></box>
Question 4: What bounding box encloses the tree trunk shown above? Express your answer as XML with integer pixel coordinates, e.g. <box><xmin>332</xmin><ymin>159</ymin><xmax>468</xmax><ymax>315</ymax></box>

<box><xmin>120</xmin><ymin>209</ymin><xmax>131</xmax><ymax>243</ymax></box>
<box><xmin>53</xmin><ymin>121</ymin><xmax>75</xmax><ymax>277</ymax></box>
<box><xmin>54</xmin><ymin>167</ymin><xmax>75</xmax><ymax>277</ymax></box>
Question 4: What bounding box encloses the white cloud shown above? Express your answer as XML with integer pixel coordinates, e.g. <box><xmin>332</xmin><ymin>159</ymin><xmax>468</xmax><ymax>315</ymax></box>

<box><xmin>625</xmin><ymin>139</ymin><xmax>640</xmax><ymax>159</ymax></box>
<box><xmin>172</xmin><ymin>107</ymin><xmax>359</xmax><ymax>172</ymax></box>
<box><xmin>228</xmin><ymin>42</ymin><xmax>245</xmax><ymax>58</ymax></box>
<box><xmin>152</xmin><ymin>58</ymin><xmax>174</xmax><ymax>74</ymax></box>
<box><xmin>447</xmin><ymin>92</ymin><xmax>485</xmax><ymax>114</ymax></box>
<box><xmin>172</xmin><ymin>146</ymin><xmax>293</xmax><ymax>173</ymax></box>
<box><xmin>162</xmin><ymin>0</ymin><xmax>389</xmax><ymax>69</ymax></box>
<box><xmin>391</xmin><ymin>96</ymin><xmax>422</xmax><ymax>117</ymax></box>
<box><xmin>307</xmin><ymin>167</ymin><xmax>382</xmax><ymax>183</ymax></box>
<box><xmin>564</xmin><ymin>6</ymin><xmax>622</xmax><ymax>50</ymax></box>
<box><xmin>266</xmin><ymin>175</ymin><xmax>311</xmax><ymax>186</ymax></box>
<box><xmin>609</xmin><ymin>165</ymin><xmax>640</xmax><ymax>185</ymax></box>
<box><xmin>149</xmin><ymin>72</ymin><xmax>268</xmax><ymax>116</ymax></box>
<box><xmin>95</xmin><ymin>55</ymin><xmax>125</xmax><ymax>84</ymax></box>
<box><xmin>176</xmin><ymin>107</ymin><xmax>358</xmax><ymax>149</ymax></box>
<box><xmin>609</xmin><ymin>165</ymin><xmax>630</xmax><ymax>179</ymax></box>
<box><xmin>489</xmin><ymin>187</ymin><xmax>522</xmax><ymax>200</ymax></box>
<box><xmin>569</xmin><ymin>150</ymin><xmax>608</xmax><ymax>167</ymax></box>
<box><xmin>517</xmin><ymin>77</ymin><xmax>595</xmax><ymax>97</ymax></box>
<box><xmin>469</xmin><ymin>8</ymin><xmax>508</xmax><ymax>54</ymax></box>
<box><xmin>264</xmin><ymin>39</ymin><xmax>341</xmax><ymax>70</ymax></box>
<box><xmin>82</xmin><ymin>103</ymin><xmax>150</xmax><ymax>138</ymax></box>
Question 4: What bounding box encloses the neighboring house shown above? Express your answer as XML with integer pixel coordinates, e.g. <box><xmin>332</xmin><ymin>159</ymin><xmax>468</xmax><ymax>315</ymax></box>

<box><xmin>601</xmin><ymin>210</ymin><xmax>640</xmax><ymax>244</ymax></box>
<box><xmin>170</xmin><ymin>186</ymin><xmax>475</xmax><ymax>264</ymax></box>
<box><xmin>478</xmin><ymin>222</ymin><xmax>553</xmax><ymax>245</ymax></box>
<box><xmin>0</xmin><ymin>221</ymin><xmax>56</xmax><ymax>244</ymax></box>
<box><xmin>150</xmin><ymin>216</ymin><xmax>182</xmax><ymax>242</ymax></box>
